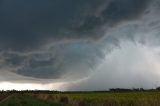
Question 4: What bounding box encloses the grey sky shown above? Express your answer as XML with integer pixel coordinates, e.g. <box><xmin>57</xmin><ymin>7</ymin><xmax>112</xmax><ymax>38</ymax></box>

<box><xmin>0</xmin><ymin>0</ymin><xmax>160</xmax><ymax>90</ymax></box>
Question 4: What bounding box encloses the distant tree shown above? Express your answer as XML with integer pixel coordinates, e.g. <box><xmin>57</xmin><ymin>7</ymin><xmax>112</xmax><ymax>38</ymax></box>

<box><xmin>156</xmin><ymin>87</ymin><xmax>160</xmax><ymax>91</ymax></box>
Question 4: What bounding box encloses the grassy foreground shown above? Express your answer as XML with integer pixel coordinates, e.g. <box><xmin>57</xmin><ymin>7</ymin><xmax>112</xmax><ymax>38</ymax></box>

<box><xmin>0</xmin><ymin>94</ymin><xmax>63</xmax><ymax>106</ymax></box>
<box><xmin>1</xmin><ymin>91</ymin><xmax>160</xmax><ymax>106</ymax></box>
<box><xmin>27</xmin><ymin>92</ymin><xmax>160</xmax><ymax>106</ymax></box>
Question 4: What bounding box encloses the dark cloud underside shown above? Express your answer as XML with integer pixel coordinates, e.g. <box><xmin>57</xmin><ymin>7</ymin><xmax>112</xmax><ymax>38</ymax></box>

<box><xmin>0</xmin><ymin>0</ymin><xmax>149</xmax><ymax>51</ymax></box>
<box><xmin>0</xmin><ymin>0</ymin><xmax>152</xmax><ymax>80</ymax></box>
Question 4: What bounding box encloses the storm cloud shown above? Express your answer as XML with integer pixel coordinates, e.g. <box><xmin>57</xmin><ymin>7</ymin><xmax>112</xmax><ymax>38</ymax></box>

<box><xmin>0</xmin><ymin>0</ymin><xmax>160</xmax><ymax>91</ymax></box>
<box><xmin>0</xmin><ymin>0</ymin><xmax>150</xmax><ymax>51</ymax></box>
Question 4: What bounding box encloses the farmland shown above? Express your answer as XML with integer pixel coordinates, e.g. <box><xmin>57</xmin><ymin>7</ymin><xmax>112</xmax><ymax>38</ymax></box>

<box><xmin>0</xmin><ymin>93</ymin><xmax>63</xmax><ymax>106</ymax></box>
<box><xmin>27</xmin><ymin>91</ymin><xmax>160</xmax><ymax>106</ymax></box>
<box><xmin>1</xmin><ymin>91</ymin><xmax>160</xmax><ymax>106</ymax></box>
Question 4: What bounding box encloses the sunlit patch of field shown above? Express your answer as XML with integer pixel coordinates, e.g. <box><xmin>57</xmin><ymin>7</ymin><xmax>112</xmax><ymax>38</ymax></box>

<box><xmin>27</xmin><ymin>92</ymin><xmax>160</xmax><ymax>106</ymax></box>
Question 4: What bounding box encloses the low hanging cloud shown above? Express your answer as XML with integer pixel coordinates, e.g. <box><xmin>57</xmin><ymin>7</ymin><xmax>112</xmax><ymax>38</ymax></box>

<box><xmin>65</xmin><ymin>42</ymin><xmax>160</xmax><ymax>91</ymax></box>
<box><xmin>0</xmin><ymin>0</ymin><xmax>160</xmax><ymax>89</ymax></box>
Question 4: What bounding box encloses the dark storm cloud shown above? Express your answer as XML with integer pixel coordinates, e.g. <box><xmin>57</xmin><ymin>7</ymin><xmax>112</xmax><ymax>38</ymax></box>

<box><xmin>0</xmin><ymin>42</ymin><xmax>105</xmax><ymax>79</ymax></box>
<box><xmin>0</xmin><ymin>0</ymin><xmax>152</xmax><ymax>80</ymax></box>
<box><xmin>9</xmin><ymin>43</ymin><xmax>104</xmax><ymax>79</ymax></box>
<box><xmin>0</xmin><ymin>0</ymin><xmax>150</xmax><ymax>51</ymax></box>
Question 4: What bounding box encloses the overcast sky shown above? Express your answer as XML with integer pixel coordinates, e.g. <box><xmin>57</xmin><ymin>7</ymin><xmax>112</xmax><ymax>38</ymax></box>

<box><xmin>0</xmin><ymin>0</ymin><xmax>160</xmax><ymax>91</ymax></box>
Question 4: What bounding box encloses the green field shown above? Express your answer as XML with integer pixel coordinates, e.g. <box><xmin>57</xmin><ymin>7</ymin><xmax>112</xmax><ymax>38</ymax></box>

<box><xmin>27</xmin><ymin>92</ymin><xmax>160</xmax><ymax>106</ymax></box>
<box><xmin>0</xmin><ymin>94</ymin><xmax>63</xmax><ymax>106</ymax></box>
<box><xmin>1</xmin><ymin>92</ymin><xmax>160</xmax><ymax>106</ymax></box>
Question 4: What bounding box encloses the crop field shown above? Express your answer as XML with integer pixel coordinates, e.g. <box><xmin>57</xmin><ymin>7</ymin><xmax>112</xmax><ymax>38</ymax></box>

<box><xmin>26</xmin><ymin>91</ymin><xmax>160</xmax><ymax>106</ymax></box>
<box><xmin>1</xmin><ymin>91</ymin><xmax>160</xmax><ymax>106</ymax></box>
<box><xmin>0</xmin><ymin>93</ymin><xmax>62</xmax><ymax>106</ymax></box>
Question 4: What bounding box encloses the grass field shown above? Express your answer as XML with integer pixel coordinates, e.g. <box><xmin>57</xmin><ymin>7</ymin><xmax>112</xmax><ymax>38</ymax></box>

<box><xmin>1</xmin><ymin>91</ymin><xmax>160</xmax><ymax>106</ymax></box>
<box><xmin>27</xmin><ymin>92</ymin><xmax>160</xmax><ymax>106</ymax></box>
<box><xmin>0</xmin><ymin>94</ymin><xmax>63</xmax><ymax>106</ymax></box>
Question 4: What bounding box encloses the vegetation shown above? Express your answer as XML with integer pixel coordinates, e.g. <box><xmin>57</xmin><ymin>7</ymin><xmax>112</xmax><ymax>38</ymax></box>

<box><xmin>27</xmin><ymin>92</ymin><xmax>160</xmax><ymax>106</ymax></box>
<box><xmin>0</xmin><ymin>94</ymin><xmax>63</xmax><ymax>106</ymax></box>
<box><xmin>0</xmin><ymin>93</ymin><xmax>10</xmax><ymax>101</ymax></box>
<box><xmin>1</xmin><ymin>88</ymin><xmax>160</xmax><ymax>106</ymax></box>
